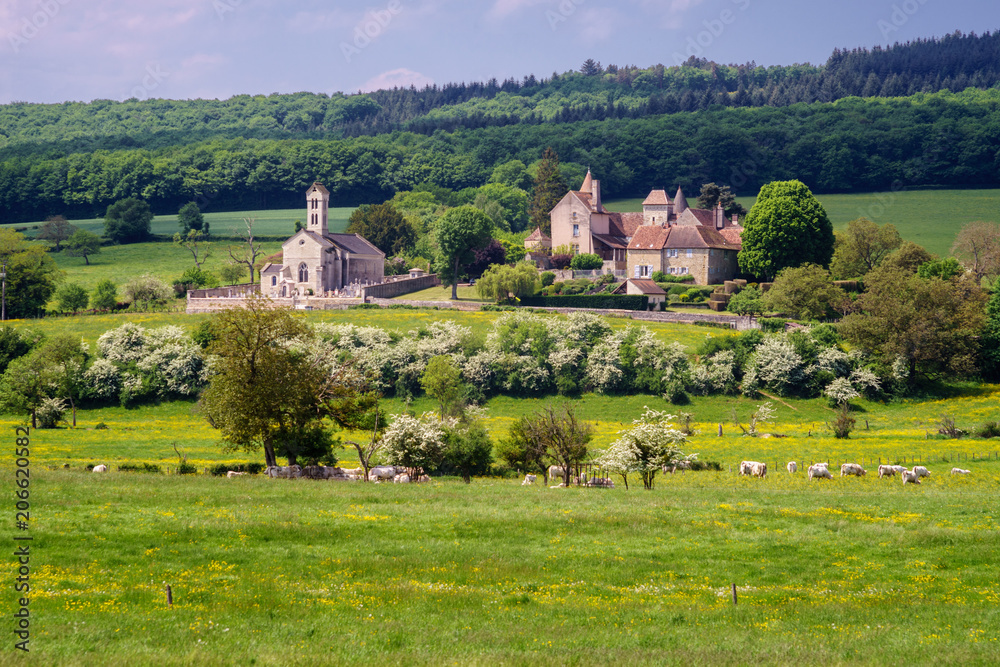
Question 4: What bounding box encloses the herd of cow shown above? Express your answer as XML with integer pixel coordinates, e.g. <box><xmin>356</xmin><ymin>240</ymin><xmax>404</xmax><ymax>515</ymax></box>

<box><xmin>739</xmin><ymin>460</ymin><xmax>972</xmax><ymax>484</ymax></box>
<box><xmin>250</xmin><ymin>464</ymin><xmax>430</xmax><ymax>482</ymax></box>
<box><xmin>520</xmin><ymin>466</ymin><xmax>617</xmax><ymax>488</ymax></box>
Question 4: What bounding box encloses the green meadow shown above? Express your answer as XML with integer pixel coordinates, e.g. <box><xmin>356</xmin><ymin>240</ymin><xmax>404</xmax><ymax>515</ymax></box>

<box><xmin>3</xmin><ymin>307</ymin><xmax>1000</xmax><ymax>664</ymax></box>
<box><xmin>609</xmin><ymin>187</ymin><xmax>1000</xmax><ymax>259</ymax></box>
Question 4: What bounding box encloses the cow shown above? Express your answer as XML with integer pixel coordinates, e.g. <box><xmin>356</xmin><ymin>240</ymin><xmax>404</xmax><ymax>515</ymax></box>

<box><xmin>808</xmin><ymin>463</ymin><xmax>832</xmax><ymax>480</ymax></box>
<box><xmin>751</xmin><ymin>462</ymin><xmax>767</xmax><ymax>478</ymax></box>
<box><xmin>912</xmin><ymin>466</ymin><xmax>931</xmax><ymax>478</ymax></box>
<box><xmin>877</xmin><ymin>464</ymin><xmax>897</xmax><ymax>479</ymax></box>
<box><xmin>265</xmin><ymin>465</ymin><xmax>302</xmax><ymax>479</ymax></box>
<box><xmin>547</xmin><ymin>465</ymin><xmax>567</xmax><ymax>485</ymax></box>
<box><xmin>586</xmin><ymin>477</ymin><xmax>615</xmax><ymax>488</ymax></box>
<box><xmin>901</xmin><ymin>469</ymin><xmax>921</xmax><ymax>485</ymax></box>
<box><xmin>92</xmin><ymin>464</ymin><xmax>107</xmax><ymax>473</ymax></box>
<box><xmin>417</xmin><ymin>475</ymin><xmax>430</xmax><ymax>483</ymax></box>
<box><xmin>521</xmin><ymin>474</ymin><xmax>537</xmax><ymax>486</ymax></box>
<box><xmin>951</xmin><ymin>468</ymin><xmax>970</xmax><ymax>475</ymax></box>
<box><xmin>369</xmin><ymin>465</ymin><xmax>399</xmax><ymax>481</ymax></box>
<box><xmin>226</xmin><ymin>471</ymin><xmax>248</xmax><ymax>478</ymax></box>
<box><xmin>393</xmin><ymin>473</ymin><xmax>410</xmax><ymax>484</ymax></box>
<box><xmin>840</xmin><ymin>463</ymin><xmax>866</xmax><ymax>477</ymax></box>
<box><xmin>740</xmin><ymin>461</ymin><xmax>763</xmax><ymax>476</ymax></box>
<box><xmin>786</xmin><ymin>461</ymin><xmax>798</xmax><ymax>474</ymax></box>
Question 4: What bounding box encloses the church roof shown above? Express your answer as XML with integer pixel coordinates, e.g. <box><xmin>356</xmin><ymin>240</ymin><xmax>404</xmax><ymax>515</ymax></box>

<box><xmin>261</xmin><ymin>263</ymin><xmax>281</xmax><ymax>275</ymax></box>
<box><xmin>327</xmin><ymin>233</ymin><xmax>385</xmax><ymax>257</ymax></box>
<box><xmin>307</xmin><ymin>181</ymin><xmax>329</xmax><ymax>195</ymax></box>
<box><xmin>642</xmin><ymin>189</ymin><xmax>671</xmax><ymax>206</ymax></box>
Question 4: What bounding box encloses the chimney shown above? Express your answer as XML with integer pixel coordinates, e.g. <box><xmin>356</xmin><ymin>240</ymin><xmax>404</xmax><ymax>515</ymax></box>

<box><xmin>715</xmin><ymin>202</ymin><xmax>724</xmax><ymax>229</ymax></box>
<box><xmin>732</xmin><ymin>212</ymin><xmax>739</xmax><ymax>226</ymax></box>
<box><xmin>592</xmin><ymin>178</ymin><xmax>602</xmax><ymax>212</ymax></box>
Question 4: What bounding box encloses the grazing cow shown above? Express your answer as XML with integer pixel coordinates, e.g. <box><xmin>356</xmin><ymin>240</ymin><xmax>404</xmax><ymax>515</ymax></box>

<box><xmin>740</xmin><ymin>461</ymin><xmax>763</xmax><ymax>476</ymax></box>
<box><xmin>901</xmin><ymin>469</ymin><xmax>921</xmax><ymax>485</ymax></box>
<box><xmin>226</xmin><ymin>471</ymin><xmax>248</xmax><ymax>478</ymax></box>
<box><xmin>265</xmin><ymin>465</ymin><xmax>303</xmax><ymax>479</ymax></box>
<box><xmin>808</xmin><ymin>463</ymin><xmax>832</xmax><ymax>480</ymax></box>
<box><xmin>418</xmin><ymin>475</ymin><xmax>430</xmax><ymax>483</ymax></box>
<box><xmin>521</xmin><ymin>474</ymin><xmax>537</xmax><ymax>486</ymax></box>
<box><xmin>547</xmin><ymin>465</ymin><xmax>567</xmax><ymax>484</ymax></box>
<box><xmin>951</xmin><ymin>468</ymin><xmax>970</xmax><ymax>475</ymax></box>
<box><xmin>786</xmin><ymin>461</ymin><xmax>798</xmax><ymax>474</ymax></box>
<box><xmin>393</xmin><ymin>473</ymin><xmax>410</xmax><ymax>484</ymax></box>
<box><xmin>369</xmin><ymin>465</ymin><xmax>399</xmax><ymax>481</ymax></box>
<box><xmin>840</xmin><ymin>463</ymin><xmax>866</xmax><ymax>477</ymax></box>
<box><xmin>586</xmin><ymin>477</ymin><xmax>615</xmax><ymax>488</ymax></box>
<box><xmin>912</xmin><ymin>466</ymin><xmax>931</xmax><ymax>478</ymax></box>
<box><xmin>92</xmin><ymin>464</ymin><xmax>107</xmax><ymax>473</ymax></box>
<box><xmin>877</xmin><ymin>464</ymin><xmax>897</xmax><ymax>479</ymax></box>
<box><xmin>751</xmin><ymin>462</ymin><xmax>767</xmax><ymax>478</ymax></box>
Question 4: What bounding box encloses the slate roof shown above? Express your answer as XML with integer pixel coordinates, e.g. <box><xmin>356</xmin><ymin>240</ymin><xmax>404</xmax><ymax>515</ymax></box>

<box><xmin>327</xmin><ymin>233</ymin><xmax>385</xmax><ymax>257</ymax></box>
<box><xmin>307</xmin><ymin>182</ymin><xmax>329</xmax><ymax>195</ymax></box>
<box><xmin>642</xmin><ymin>189</ymin><xmax>671</xmax><ymax>206</ymax></box>
<box><xmin>592</xmin><ymin>234</ymin><xmax>629</xmax><ymax>250</ymax></box>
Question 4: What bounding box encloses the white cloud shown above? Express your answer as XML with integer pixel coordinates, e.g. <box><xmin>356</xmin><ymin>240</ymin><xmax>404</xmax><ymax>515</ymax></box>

<box><xmin>359</xmin><ymin>68</ymin><xmax>434</xmax><ymax>92</ymax></box>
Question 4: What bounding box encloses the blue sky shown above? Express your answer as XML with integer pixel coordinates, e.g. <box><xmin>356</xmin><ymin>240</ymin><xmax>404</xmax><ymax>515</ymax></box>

<box><xmin>0</xmin><ymin>0</ymin><xmax>995</xmax><ymax>104</ymax></box>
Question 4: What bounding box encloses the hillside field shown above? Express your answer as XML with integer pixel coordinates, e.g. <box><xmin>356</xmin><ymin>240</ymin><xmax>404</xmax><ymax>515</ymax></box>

<box><xmin>4</xmin><ymin>309</ymin><xmax>1000</xmax><ymax>664</ymax></box>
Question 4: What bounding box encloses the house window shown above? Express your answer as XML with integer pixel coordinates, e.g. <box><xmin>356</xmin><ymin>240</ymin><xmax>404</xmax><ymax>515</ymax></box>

<box><xmin>572</xmin><ymin>212</ymin><xmax>578</xmax><ymax>220</ymax></box>
<box><xmin>686</xmin><ymin>249</ymin><xmax>693</xmax><ymax>258</ymax></box>
<box><xmin>710</xmin><ymin>249</ymin><xmax>716</xmax><ymax>257</ymax></box>
<box><xmin>298</xmin><ymin>263</ymin><xmax>309</xmax><ymax>283</ymax></box>
<box><xmin>571</xmin><ymin>244</ymin><xmax>579</xmax><ymax>254</ymax></box>
<box><xmin>639</xmin><ymin>265</ymin><xmax>652</xmax><ymax>277</ymax></box>
<box><xmin>270</xmin><ymin>276</ymin><xmax>277</xmax><ymax>286</ymax></box>
<box><xmin>572</xmin><ymin>224</ymin><xmax>580</xmax><ymax>237</ymax></box>
<box><xmin>667</xmin><ymin>249</ymin><xmax>678</xmax><ymax>258</ymax></box>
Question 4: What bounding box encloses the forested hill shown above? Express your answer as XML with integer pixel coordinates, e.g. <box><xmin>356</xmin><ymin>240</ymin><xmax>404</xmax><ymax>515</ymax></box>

<box><xmin>2</xmin><ymin>88</ymin><xmax>999</xmax><ymax>223</ymax></box>
<box><xmin>2</xmin><ymin>30</ymin><xmax>999</xmax><ymax>158</ymax></box>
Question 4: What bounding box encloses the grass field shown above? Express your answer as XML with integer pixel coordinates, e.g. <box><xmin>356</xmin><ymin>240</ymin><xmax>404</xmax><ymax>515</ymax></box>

<box><xmin>608</xmin><ymin>188</ymin><xmax>1000</xmax><ymax>259</ymax></box>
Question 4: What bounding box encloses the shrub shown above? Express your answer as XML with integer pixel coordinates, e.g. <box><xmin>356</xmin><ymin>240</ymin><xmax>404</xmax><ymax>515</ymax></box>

<box><xmin>348</xmin><ymin>303</ymin><xmax>381</xmax><ymax>310</ymax></box>
<box><xmin>570</xmin><ymin>253</ymin><xmax>604</xmax><ymax>270</ymax></box>
<box><xmin>759</xmin><ymin>317</ymin><xmax>789</xmax><ymax>333</ymax></box>
<box><xmin>974</xmin><ymin>421</ymin><xmax>1000</xmax><ymax>438</ymax></box>
<box><xmin>519</xmin><ymin>295</ymin><xmax>649</xmax><ymax>310</ymax></box>
<box><xmin>829</xmin><ymin>403</ymin><xmax>855</xmax><ymax>439</ymax></box>
<box><xmin>36</xmin><ymin>397</ymin><xmax>67</xmax><ymax>429</ymax></box>
<box><xmin>177</xmin><ymin>463</ymin><xmax>198</xmax><ymax>475</ymax></box>
<box><xmin>689</xmin><ymin>460</ymin><xmax>722</xmax><ymax>471</ymax></box>
<box><xmin>209</xmin><ymin>462</ymin><xmax>265</xmax><ymax>476</ymax></box>
<box><xmin>95</xmin><ymin>422</ymin><xmax>108</xmax><ymax>430</ymax></box>
<box><xmin>540</xmin><ymin>272</ymin><xmax>556</xmax><ymax>287</ymax></box>
<box><xmin>550</xmin><ymin>253</ymin><xmax>572</xmax><ymax>270</ymax></box>
<box><xmin>651</xmin><ymin>271</ymin><xmax>666</xmax><ymax>283</ymax></box>
<box><xmin>119</xmin><ymin>463</ymin><xmax>162</xmax><ymax>473</ymax></box>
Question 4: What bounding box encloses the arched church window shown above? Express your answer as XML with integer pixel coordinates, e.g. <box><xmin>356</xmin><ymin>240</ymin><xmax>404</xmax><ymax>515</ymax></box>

<box><xmin>270</xmin><ymin>276</ymin><xmax>277</xmax><ymax>286</ymax></box>
<box><xmin>298</xmin><ymin>263</ymin><xmax>309</xmax><ymax>282</ymax></box>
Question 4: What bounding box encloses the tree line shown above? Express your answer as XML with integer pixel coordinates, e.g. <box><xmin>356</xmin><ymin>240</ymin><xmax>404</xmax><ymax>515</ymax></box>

<box><xmin>2</xmin><ymin>87</ymin><xmax>999</xmax><ymax>223</ymax></box>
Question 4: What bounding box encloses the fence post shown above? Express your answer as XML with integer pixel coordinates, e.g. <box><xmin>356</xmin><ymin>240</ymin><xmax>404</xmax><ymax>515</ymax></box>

<box><xmin>731</xmin><ymin>583</ymin><xmax>738</xmax><ymax>605</ymax></box>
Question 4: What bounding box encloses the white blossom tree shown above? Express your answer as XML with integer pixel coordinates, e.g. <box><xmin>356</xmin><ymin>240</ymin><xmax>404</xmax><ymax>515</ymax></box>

<box><xmin>598</xmin><ymin>408</ymin><xmax>694</xmax><ymax>489</ymax></box>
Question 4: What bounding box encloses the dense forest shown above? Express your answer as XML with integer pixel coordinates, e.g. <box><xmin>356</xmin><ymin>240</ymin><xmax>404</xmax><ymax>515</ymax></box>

<box><xmin>0</xmin><ymin>32</ymin><xmax>999</xmax><ymax>222</ymax></box>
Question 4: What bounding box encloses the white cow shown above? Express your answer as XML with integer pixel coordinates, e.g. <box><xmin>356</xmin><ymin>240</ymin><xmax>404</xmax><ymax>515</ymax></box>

<box><xmin>808</xmin><ymin>463</ymin><xmax>832</xmax><ymax>480</ymax></box>
<box><xmin>840</xmin><ymin>463</ymin><xmax>866</xmax><ymax>477</ymax></box>
<box><xmin>226</xmin><ymin>471</ymin><xmax>247</xmax><ymax>478</ymax></box>
<box><xmin>740</xmin><ymin>460</ymin><xmax>763</xmax><ymax>476</ymax></box>
<box><xmin>417</xmin><ymin>474</ymin><xmax>430</xmax><ymax>483</ymax></box>
<box><xmin>521</xmin><ymin>474</ymin><xmax>537</xmax><ymax>486</ymax></box>
<box><xmin>369</xmin><ymin>465</ymin><xmax>400</xmax><ymax>481</ymax></box>
<box><xmin>951</xmin><ymin>468</ymin><xmax>970</xmax><ymax>475</ymax></box>
<box><xmin>912</xmin><ymin>466</ymin><xmax>931</xmax><ymax>478</ymax></box>
<box><xmin>265</xmin><ymin>465</ymin><xmax>302</xmax><ymax>479</ymax></box>
<box><xmin>901</xmin><ymin>469</ymin><xmax>921</xmax><ymax>485</ymax></box>
<box><xmin>786</xmin><ymin>461</ymin><xmax>798</xmax><ymax>474</ymax></box>
<box><xmin>393</xmin><ymin>473</ymin><xmax>410</xmax><ymax>484</ymax></box>
<box><xmin>547</xmin><ymin>465</ymin><xmax>567</xmax><ymax>484</ymax></box>
<box><xmin>92</xmin><ymin>464</ymin><xmax>107</xmax><ymax>473</ymax></box>
<box><xmin>751</xmin><ymin>462</ymin><xmax>767</xmax><ymax>478</ymax></box>
<box><xmin>877</xmin><ymin>464</ymin><xmax>897</xmax><ymax>479</ymax></box>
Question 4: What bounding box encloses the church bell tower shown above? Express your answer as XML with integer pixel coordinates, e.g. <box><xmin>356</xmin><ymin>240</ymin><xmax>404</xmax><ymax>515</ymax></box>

<box><xmin>306</xmin><ymin>182</ymin><xmax>330</xmax><ymax>236</ymax></box>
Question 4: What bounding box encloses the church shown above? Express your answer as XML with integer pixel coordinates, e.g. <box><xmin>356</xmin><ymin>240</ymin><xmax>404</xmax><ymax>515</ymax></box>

<box><xmin>260</xmin><ymin>182</ymin><xmax>385</xmax><ymax>298</ymax></box>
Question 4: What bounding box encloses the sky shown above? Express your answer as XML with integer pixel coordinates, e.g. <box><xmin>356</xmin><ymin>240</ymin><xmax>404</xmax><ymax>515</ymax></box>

<box><xmin>0</xmin><ymin>0</ymin><xmax>996</xmax><ymax>104</ymax></box>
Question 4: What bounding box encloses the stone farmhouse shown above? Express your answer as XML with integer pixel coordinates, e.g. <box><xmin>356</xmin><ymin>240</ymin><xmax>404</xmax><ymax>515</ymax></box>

<box><xmin>261</xmin><ymin>182</ymin><xmax>385</xmax><ymax>298</ymax></box>
<box><xmin>549</xmin><ymin>170</ymin><xmax>744</xmax><ymax>285</ymax></box>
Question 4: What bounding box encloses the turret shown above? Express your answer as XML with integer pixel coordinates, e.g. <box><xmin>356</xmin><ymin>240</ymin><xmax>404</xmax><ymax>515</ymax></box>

<box><xmin>306</xmin><ymin>182</ymin><xmax>330</xmax><ymax>236</ymax></box>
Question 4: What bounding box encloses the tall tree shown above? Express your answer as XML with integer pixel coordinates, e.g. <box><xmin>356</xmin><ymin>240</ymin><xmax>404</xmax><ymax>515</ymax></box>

<box><xmin>177</xmin><ymin>201</ymin><xmax>207</xmax><ymax>234</ymax></box>
<box><xmin>420</xmin><ymin>355</ymin><xmax>466</xmax><ymax>420</ymax></box>
<box><xmin>830</xmin><ymin>217</ymin><xmax>903</xmax><ymax>279</ymax></box>
<box><xmin>696</xmin><ymin>183</ymin><xmax>747</xmax><ymax>217</ymax></box>
<box><xmin>528</xmin><ymin>147</ymin><xmax>569</xmax><ymax>234</ymax></box>
<box><xmin>227</xmin><ymin>217</ymin><xmax>265</xmax><ymax>283</ymax></box>
<box><xmin>981</xmin><ymin>288</ymin><xmax>1000</xmax><ymax>380</ymax></box>
<box><xmin>36</xmin><ymin>215</ymin><xmax>77</xmax><ymax>252</ymax></box>
<box><xmin>346</xmin><ymin>202</ymin><xmax>416</xmax><ymax>255</ymax></box>
<box><xmin>91</xmin><ymin>279</ymin><xmax>118</xmax><ymax>311</ymax></box>
<box><xmin>63</xmin><ymin>229</ymin><xmax>102</xmax><ymax>266</ymax></box>
<box><xmin>598</xmin><ymin>408</ymin><xmax>692</xmax><ymax>489</ymax></box>
<box><xmin>174</xmin><ymin>229</ymin><xmax>212</xmax><ymax>270</ymax></box>
<box><xmin>0</xmin><ymin>229</ymin><xmax>61</xmax><ymax>319</ymax></box>
<box><xmin>762</xmin><ymin>264</ymin><xmax>848</xmax><ymax>320</ymax></box>
<box><xmin>951</xmin><ymin>221</ymin><xmax>1000</xmax><ymax>283</ymax></box>
<box><xmin>510</xmin><ymin>405</ymin><xmax>593</xmax><ymax>487</ymax></box>
<box><xmin>738</xmin><ymin>180</ymin><xmax>835</xmax><ymax>281</ymax></box>
<box><xmin>434</xmin><ymin>206</ymin><xmax>494</xmax><ymax>300</ymax></box>
<box><xmin>104</xmin><ymin>197</ymin><xmax>153</xmax><ymax>244</ymax></box>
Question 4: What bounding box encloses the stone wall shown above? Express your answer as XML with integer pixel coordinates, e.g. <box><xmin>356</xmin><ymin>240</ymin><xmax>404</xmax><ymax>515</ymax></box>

<box><xmin>187</xmin><ymin>283</ymin><xmax>260</xmax><ymax>299</ymax></box>
<box><xmin>361</xmin><ymin>274</ymin><xmax>440</xmax><ymax>300</ymax></box>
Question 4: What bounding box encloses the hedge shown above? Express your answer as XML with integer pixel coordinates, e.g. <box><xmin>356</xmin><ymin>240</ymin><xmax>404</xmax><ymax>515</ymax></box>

<box><xmin>520</xmin><ymin>294</ymin><xmax>650</xmax><ymax>310</ymax></box>
<box><xmin>759</xmin><ymin>317</ymin><xmax>790</xmax><ymax>333</ymax></box>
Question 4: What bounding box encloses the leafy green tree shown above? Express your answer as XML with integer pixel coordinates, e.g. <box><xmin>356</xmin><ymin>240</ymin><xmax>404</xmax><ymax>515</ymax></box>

<box><xmin>177</xmin><ymin>201</ymin><xmax>207</xmax><ymax>234</ymax></box>
<box><xmin>580</xmin><ymin>59</ymin><xmax>603</xmax><ymax>76</ymax></box>
<box><xmin>55</xmin><ymin>283</ymin><xmax>89</xmax><ymax>313</ymax></box>
<box><xmin>37</xmin><ymin>215</ymin><xmax>77</xmax><ymax>252</ymax></box>
<box><xmin>917</xmin><ymin>257</ymin><xmax>963</xmax><ymax>280</ymax></box>
<box><xmin>219</xmin><ymin>262</ymin><xmax>246</xmax><ymax>285</ymax></box>
<box><xmin>420</xmin><ymin>355</ymin><xmax>466</xmax><ymax>420</ymax></box>
<box><xmin>496</xmin><ymin>416</ymin><xmax>547</xmax><ymax>475</ymax></box>
<box><xmin>881</xmin><ymin>241</ymin><xmax>935</xmax><ymax>274</ymax></box>
<box><xmin>570</xmin><ymin>253</ymin><xmax>603</xmax><ymax>270</ymax></box>
<box><xmin>528</xmin><ymin>147</ymin><xmax>569</xmax><ymax>234</ymax></box>
<box><xmin>697</xmin><ymin>183</ymin><xmax>747</xmax><ymax>217</ymax></box>
<box><xmin>476</xmin><ymin>262</ymin><xmax>539</xmax><ymax>304</ymax></box>
<box><xmin>91</xmin><ymin>279</ymin><xmax>118</xmax><ymax>310</ymax></box>
<box><xmin>104</xmin><ymin>197</ymin><xmax>153</xmax><ymax>244</ymax></box>
<box><xmin>346</xmin><ymin>202</ymin><xmax>416</xmax><ymax>255</ymax></box>
<box><xmin>444</xmin><ymin>421</ymin><xmax>495</xmax><ymax>484</ymax></box>
<box><xmin>738</xmin><ymin>180</ymin><xmax>835</xmax><ymax>281</ymax></box>
<box><xmin>63</xmin><ymin>229</ymin><xmax>102</xmax><ymax>265</ymax></box>
<box><xmin>510</xmin><ymin>405</ymin><xmax>593</xmax><ymax>487</ymax></box>
<box><xmin>829</xmin><ymin>217</ymin><xmax>902</xmax><ymax>279</ymax></box>
<box><xmin>981</xmin><ymin>288</ymin><xmax>1000</xmax><ymax>380</ymax></box>
<box><xmin>0</xmin><ymin>351</ymin><xmax>57</xmax><ymax>428</ymax></box>
<box><xmin>951</xmin><ymin>221</ymin><xmax>1000</xmax><ymax>283</ymax></box>
<box><xmin>489</xmin><ymin>159</ymin><xmax>532</xmax><ymax>190</ymax></box>
<box><xmin>839</xmin><ymin>267</ymin><xmax>987</xmax><ymax>382</ymax></box>
<box><xmin>434</xmin><ymin>206</ymin><xmax>494</xmax><ymax>300</ymax></box>
<box><xmin>0</xmin><ymin>326</ymin><xmax>38</xmax><ymax>376</ymax></box>
<box><xmin>762</xmin><ymin>264</ymin><xmax>848</xmax><ymax>320</ymax></box>
<box><xmin>122</xmin><ymin>274</ymin><xmax>171</xmax><ymax>311</ymax></box>
<box><xmin>0</xmin><ymin>229</ymin><xmax>61</xmax><ymax>319</ymax></box>
<box><xmin>473</xmin><ymin>183</ymin><xmax>530</xmax><ymax>232</ymax></box>
<box><xmin>727</xmin><ymin>285</ymin><xmax>765</xmax><ymax>317</ymax></box>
